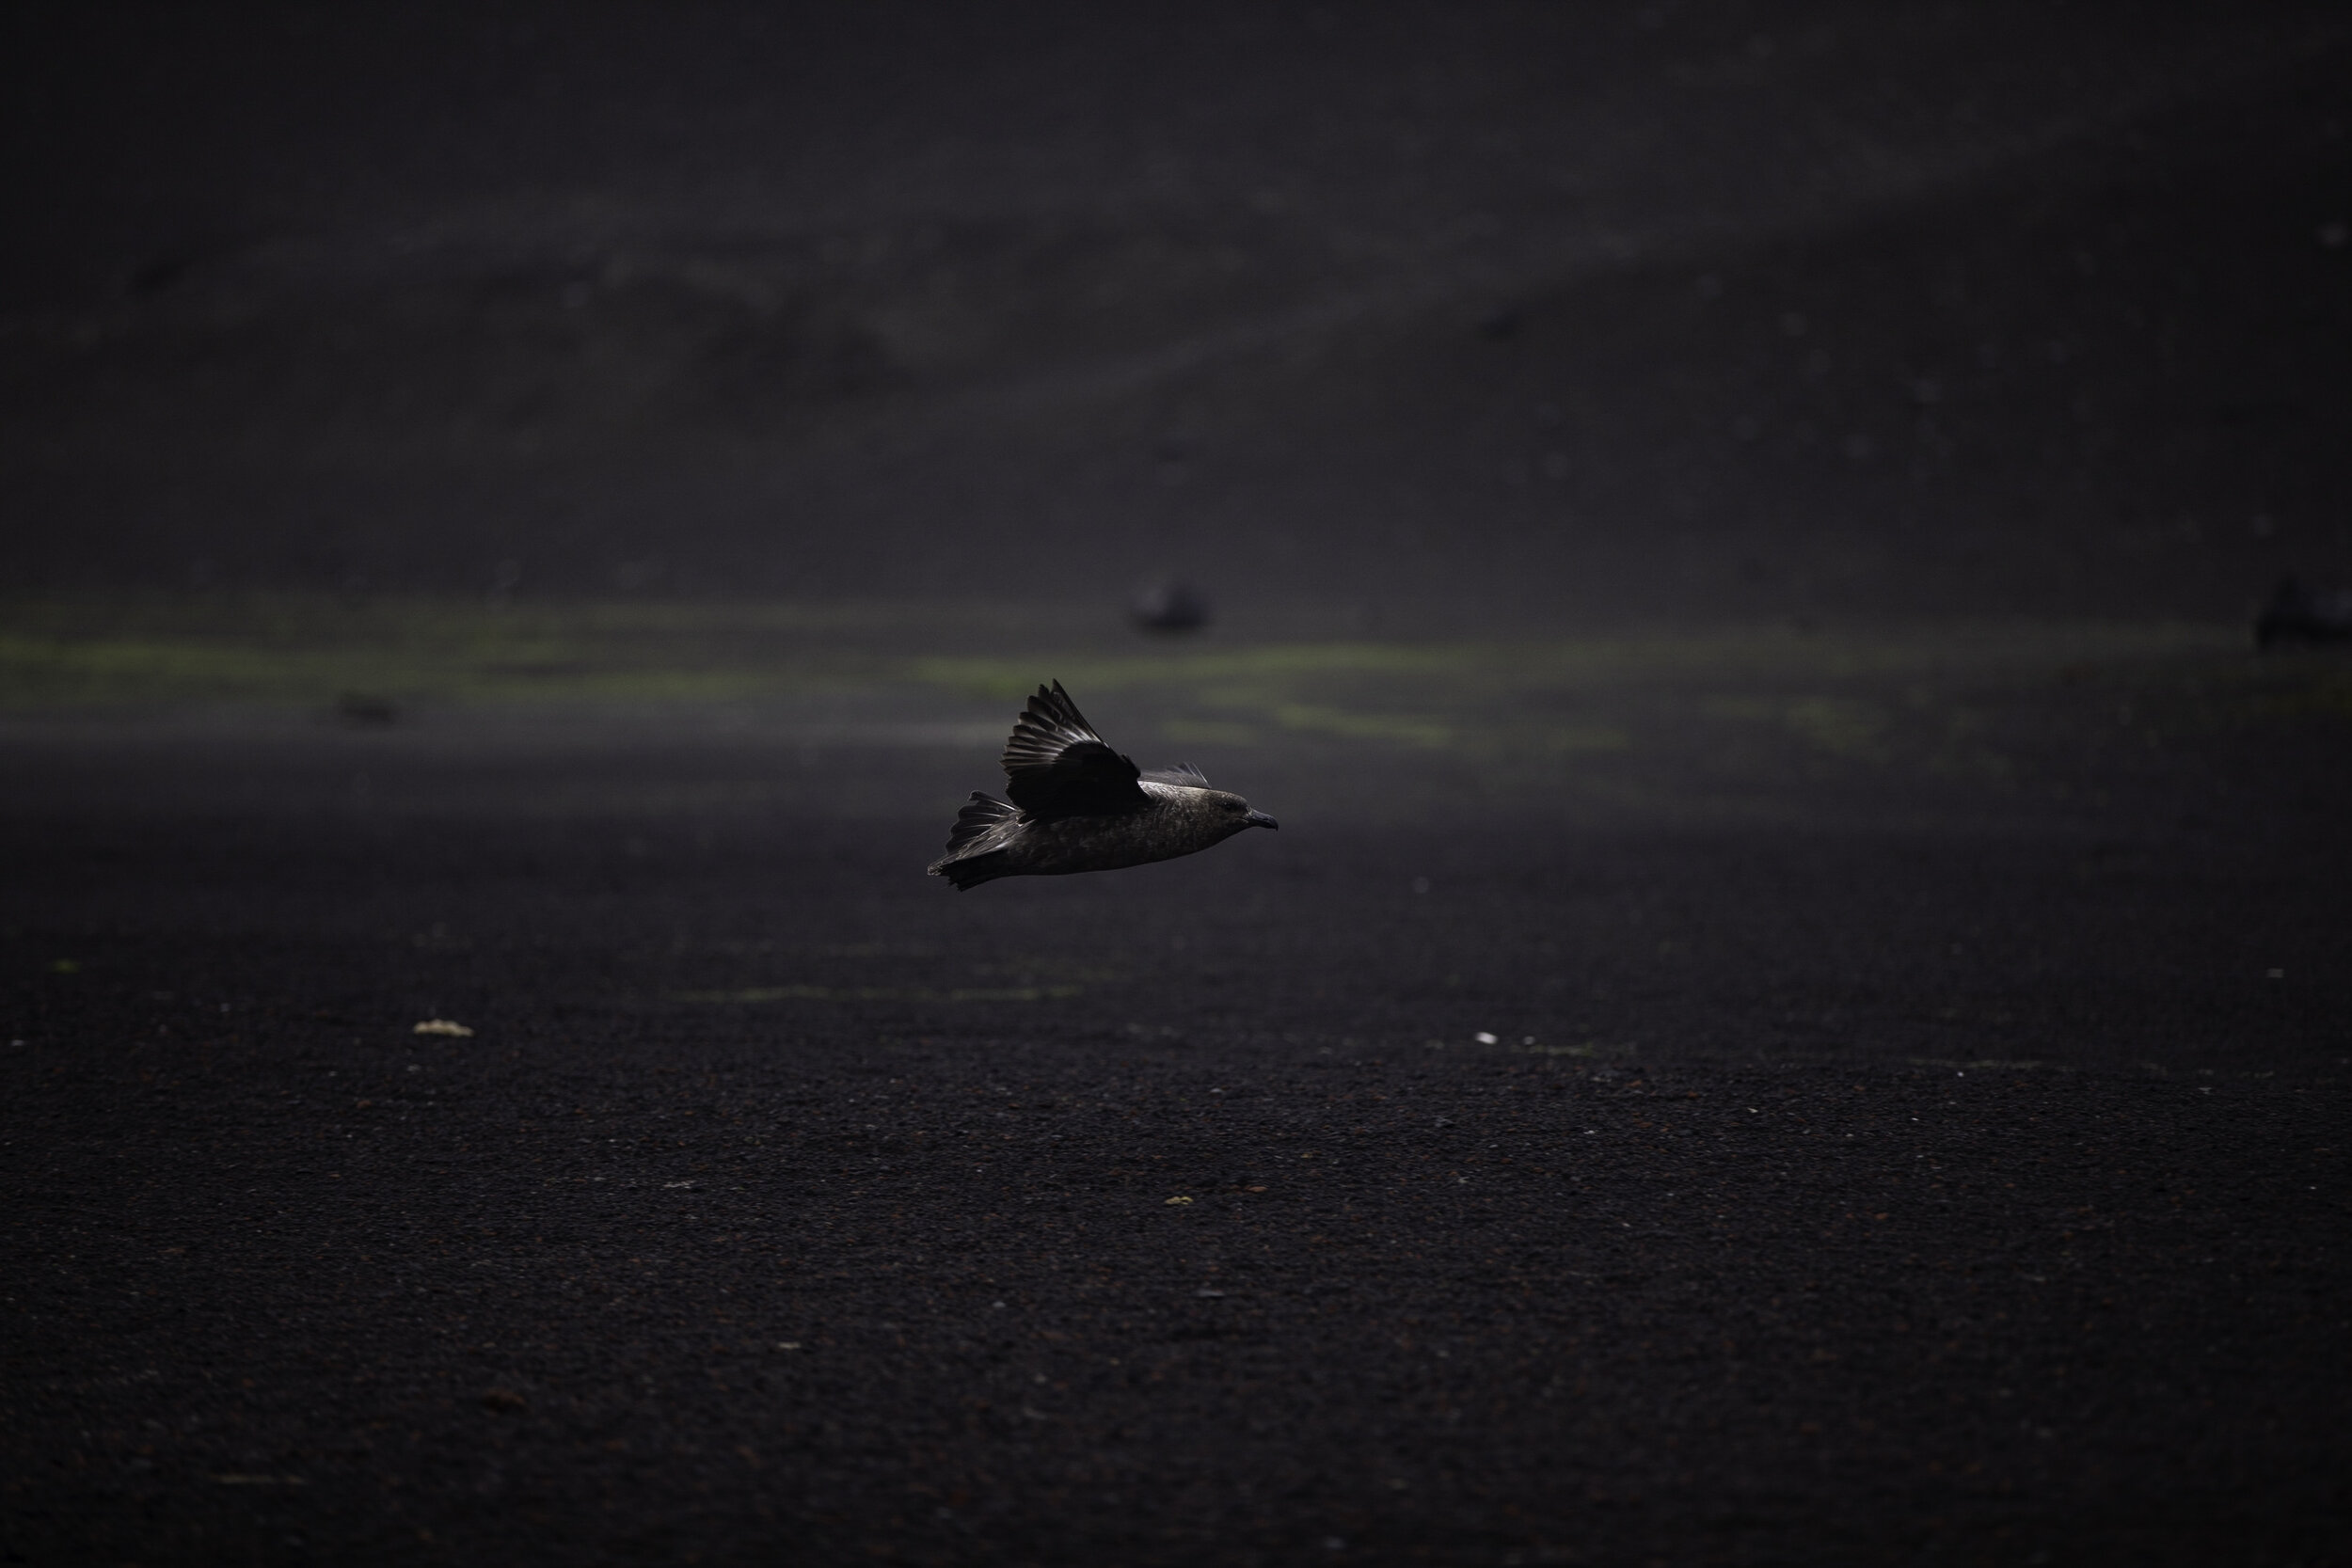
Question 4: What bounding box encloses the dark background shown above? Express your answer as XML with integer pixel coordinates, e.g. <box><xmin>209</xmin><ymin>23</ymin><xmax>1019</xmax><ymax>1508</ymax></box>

<box><xmin>4</xmin><ymin>5</ymin><xmax>2350</xmax><ymax>1566</ymax></box>
<box><xmin>5</xmin><ymin>0</ymin><xmax>2349</xmax><ymax>620</ymax></box>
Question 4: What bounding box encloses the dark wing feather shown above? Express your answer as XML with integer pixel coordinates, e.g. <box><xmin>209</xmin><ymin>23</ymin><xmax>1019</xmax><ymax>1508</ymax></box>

<box><xmin>942</xmin><ymin>792</ymin><xmax>1016</xmax><ymax>853</ymax></box>
<box><xmin>1001</xmin><ymin>681</ymin><xmax>1147</xmax><ymax>819</ymax></box>
<box><xmin>1140</xmin><ymin>763</ymin><xmax>1210</xmax><ymax>787</ymax></box>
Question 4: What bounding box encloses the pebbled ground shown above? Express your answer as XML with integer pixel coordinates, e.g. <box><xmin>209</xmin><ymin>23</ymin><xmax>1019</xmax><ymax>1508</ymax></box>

<box><xmin>3</xmin><ymin>628</ymin><xmax>2347</xmax><ymax>1566</ymax></box>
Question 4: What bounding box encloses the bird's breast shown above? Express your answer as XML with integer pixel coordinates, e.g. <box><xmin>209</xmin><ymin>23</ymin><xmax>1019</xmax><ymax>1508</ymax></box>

<box><xmin>1023</xmin><ymin>799</ymin><xmax>1220</xmax><ymax>872</ymax></box>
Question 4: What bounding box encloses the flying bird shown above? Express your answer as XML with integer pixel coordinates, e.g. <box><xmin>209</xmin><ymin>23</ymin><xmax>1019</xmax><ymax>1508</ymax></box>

<box><xmin>928</xmin><ymin>681</ymin><xmax>1278</xmax><ymax>890</ymax></box>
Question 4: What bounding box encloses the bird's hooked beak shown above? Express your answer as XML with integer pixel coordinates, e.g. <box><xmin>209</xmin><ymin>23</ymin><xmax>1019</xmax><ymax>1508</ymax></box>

<box><xmin>1245</xmin><ymin>810</ymin><xmax>1279</xmax><ymax>831</ymax></box>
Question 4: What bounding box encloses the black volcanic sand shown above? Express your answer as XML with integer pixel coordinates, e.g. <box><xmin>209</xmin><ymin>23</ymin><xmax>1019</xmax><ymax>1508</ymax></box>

<box><xmin>4</xmin><ymin>630</ymin><xmax>2348</xmax><ymax>1566</ymax></box>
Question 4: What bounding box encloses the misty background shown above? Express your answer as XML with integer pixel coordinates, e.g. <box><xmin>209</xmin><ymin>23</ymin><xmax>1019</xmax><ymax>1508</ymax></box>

<box><xmin>4</xmin><ymin>1</ymin><xmax>2346</xmax><ymax>628</ymax></box>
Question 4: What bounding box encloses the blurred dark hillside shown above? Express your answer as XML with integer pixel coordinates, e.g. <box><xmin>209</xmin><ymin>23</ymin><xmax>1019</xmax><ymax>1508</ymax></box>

<box><xmin>3</xmin><ymin>2</ymin><xmax>2346</xmax><ymax>625</ymax></box>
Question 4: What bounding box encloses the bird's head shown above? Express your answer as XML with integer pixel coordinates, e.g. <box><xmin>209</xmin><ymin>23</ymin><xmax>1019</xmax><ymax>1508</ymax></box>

<box><xmin>1203</xmin><ymin>789</ymin><xmax>1279</xmax><ymax>836</ymax></box>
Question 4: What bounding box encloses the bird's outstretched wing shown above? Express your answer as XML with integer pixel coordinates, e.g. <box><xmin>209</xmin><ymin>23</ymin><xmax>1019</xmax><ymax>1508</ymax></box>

<box><xmin>1002</xmin><ymin>681</ymin><xmax>1148</xmax><ymax>820</ymax></box>
<box><xmin>1140</xmin><ymin>763</ymin><xmax>1210</xmax><ymax>787</ymax></box>
<box><xmin>941</xmin><ymin>792</ymin><xmax>1016</xmax><ymax>853</ymax></box>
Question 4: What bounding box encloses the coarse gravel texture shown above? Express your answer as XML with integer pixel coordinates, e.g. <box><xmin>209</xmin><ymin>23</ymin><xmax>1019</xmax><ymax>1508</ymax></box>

<box><xmin>4</xmin><ymin>631</ymin><xmax>2347</xmax><ymax>1566</ymax></box>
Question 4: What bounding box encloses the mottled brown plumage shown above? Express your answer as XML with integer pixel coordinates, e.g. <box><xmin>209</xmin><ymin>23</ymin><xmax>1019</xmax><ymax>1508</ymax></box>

<box><xmin>928</xmin><ymin>681</ymin><xmax>1278</xmax><ymax>890</ymax></box>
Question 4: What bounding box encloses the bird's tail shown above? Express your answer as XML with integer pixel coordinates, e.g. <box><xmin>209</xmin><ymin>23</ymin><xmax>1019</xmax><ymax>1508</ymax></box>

<box><xmin>929</xmin><ymin>849</ymin><xmax>1014</xmax><ymax>891</ymax></box>
<box><xmin>928</xmin><ymin>793</ymin><xmax>1020</xmax><ymax>890</ymax></box>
